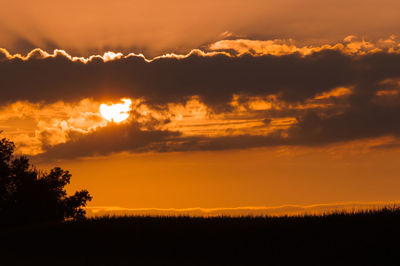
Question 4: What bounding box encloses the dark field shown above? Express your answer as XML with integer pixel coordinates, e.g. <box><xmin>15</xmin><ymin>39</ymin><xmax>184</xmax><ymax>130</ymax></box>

<box><xmin>1</xmin><ymin>208</ymin><xmax>400</xmax><ymax>266</ymax></box>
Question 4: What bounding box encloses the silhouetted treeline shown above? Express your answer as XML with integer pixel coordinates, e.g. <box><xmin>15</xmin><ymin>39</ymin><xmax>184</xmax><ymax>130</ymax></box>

<box><xmin>0</xmin><ymin>137</ymin><xmax>92</xmax><ymax>226</ymax></box>
<box><xmin>1</xmin><ymin>208</ymin><xmax>400</xmax><ymax>266</ymax></box>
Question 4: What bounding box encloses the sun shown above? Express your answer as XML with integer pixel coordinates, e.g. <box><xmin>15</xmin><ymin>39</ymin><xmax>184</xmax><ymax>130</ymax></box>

<box><xmin>100</xmin><ymin>98</ymin><xmax>132</xmax><ymax>123</ymax></box>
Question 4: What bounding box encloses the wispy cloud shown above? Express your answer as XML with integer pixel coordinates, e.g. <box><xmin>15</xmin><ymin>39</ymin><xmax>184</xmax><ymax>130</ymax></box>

<box><xmin>85</xmin><ymin>201</ymin><xmax>400</xmax><ymax>217</ymax></box>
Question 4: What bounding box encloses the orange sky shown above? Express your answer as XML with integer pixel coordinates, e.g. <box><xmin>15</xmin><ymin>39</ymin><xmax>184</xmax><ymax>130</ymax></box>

<box><xmin>36</xmin><ymin>145</ymin><xmax>400</xmax><ymax>216</ymax></box>
<box><xmin>2</xmin><ymin>0</ymin><xmax>400</xmax><ymax>56</ymax></box>
<box><xmin>2</xmin><ymin>0</ymin><xmax>400</xmax><ymax>215</ymax></box>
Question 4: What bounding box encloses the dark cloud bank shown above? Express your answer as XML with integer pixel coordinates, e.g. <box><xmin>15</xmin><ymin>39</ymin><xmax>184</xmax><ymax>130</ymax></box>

<box><xmin>2</xmin><ymin>49</ymin><xmax>400</xmax><ymax>159</ymax></box>
<box><xmin>0</xmin><ymin>49</ymin><xmax>364</xmax><ymax>105</ymax></box>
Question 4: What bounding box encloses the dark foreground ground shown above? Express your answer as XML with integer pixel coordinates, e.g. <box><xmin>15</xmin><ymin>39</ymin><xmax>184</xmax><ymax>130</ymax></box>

<box><xmin>1</xmin><ymin>208</ymin><xmax>400</xmax><ymax>266</ymax></box>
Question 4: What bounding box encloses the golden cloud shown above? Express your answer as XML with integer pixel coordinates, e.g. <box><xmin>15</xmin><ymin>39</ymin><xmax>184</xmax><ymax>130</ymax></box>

<box><xmin>209</xmin><ymin>36</ymin><xmax>400</xmax><ymax>56</ymax></box>
<box><xmin>0</xmin><ymin>99</ymin><xmax>106</xmax><ymax>155</ymax></box>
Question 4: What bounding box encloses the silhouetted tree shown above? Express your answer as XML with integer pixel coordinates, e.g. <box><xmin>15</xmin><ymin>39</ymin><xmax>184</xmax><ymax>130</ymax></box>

<box><xmin>0</xmin><ymin>137</ymin><xmax>92</xmax><ymax>225</ymax></box>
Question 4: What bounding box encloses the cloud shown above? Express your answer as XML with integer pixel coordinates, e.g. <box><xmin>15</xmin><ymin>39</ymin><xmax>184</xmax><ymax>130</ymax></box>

<box><xmin>33</xmin><ymin>88</ymin><xmax>400</xmax><ymax>160</ymax></box>
<box><xmin>0</xmin><ymin>99</ymin><xmax>106</xmax><ymax>155</ymax></box>
<box><xmin>85</xmin><ymin>201</ymin><xmax>400</xmax><ymax>217</ymax></box>
<box><xmin>1</xmin><ymin>38</ymin><xmax>400</xmax><ymax>159</ymax></box>
<box><xmin>209</xmin><ymin>36</ymin><xmax>400</xmax><ymax>56</ymax></box>
<box><xmin>0</xmin><ymin>44</ymin><xmax>384</xmax><ymax>107</ymax></box>
<box><xmin>34</xmin><ymin>101</ymin><xmax>400</xmax><ymax>160</ymax></box>
<box><xmin>36</xmin><ymin>122</ymin><xmax>180</xmax><ymax>161</ymax></box>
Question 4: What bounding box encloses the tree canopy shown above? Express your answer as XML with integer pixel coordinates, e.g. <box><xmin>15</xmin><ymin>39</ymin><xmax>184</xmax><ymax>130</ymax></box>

<box><xmin>0</xmin><ymin>137</ymin><xmax>92</xmax><ymax>225</ymax></box>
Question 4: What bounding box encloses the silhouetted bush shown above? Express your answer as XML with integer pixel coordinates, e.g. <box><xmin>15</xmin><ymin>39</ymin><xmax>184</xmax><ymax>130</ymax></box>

<box><xmin>0</xmin><ymin>137</ymin><xmax>92</xmax><ymax>226</ymax></box>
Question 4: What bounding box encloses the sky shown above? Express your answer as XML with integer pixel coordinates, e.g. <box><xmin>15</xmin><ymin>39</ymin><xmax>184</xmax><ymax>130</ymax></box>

<box><xmin>1</xmin><ymin>0</ymin><xmax>400</xmax><ymax>216</ymax></box>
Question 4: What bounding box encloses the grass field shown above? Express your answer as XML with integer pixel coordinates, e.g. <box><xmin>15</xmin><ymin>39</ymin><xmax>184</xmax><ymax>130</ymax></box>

<box><xmin>1</xmin><ymin>207</ymin><xmax>400</xmax><ymax>265</ymax></box>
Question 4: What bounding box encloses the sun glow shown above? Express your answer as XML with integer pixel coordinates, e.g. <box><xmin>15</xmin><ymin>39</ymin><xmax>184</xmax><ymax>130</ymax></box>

<box><xmin>100</xmin><ymin>98</ymin><xmax>132</xmax><ymax>123</ymax></box>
